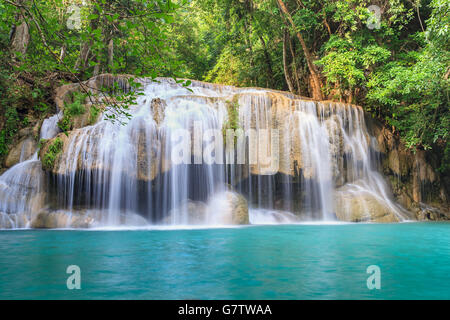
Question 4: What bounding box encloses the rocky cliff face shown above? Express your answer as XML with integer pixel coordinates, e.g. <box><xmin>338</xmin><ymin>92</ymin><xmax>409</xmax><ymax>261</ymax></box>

<box><xmin>367</xmin><ymin>116</ymin><xmax>449</xmax><ymax>221</ymax></box>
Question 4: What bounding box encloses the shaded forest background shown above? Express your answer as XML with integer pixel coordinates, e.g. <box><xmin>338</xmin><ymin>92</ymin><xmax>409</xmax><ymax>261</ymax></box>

<box><xmin>0</xmin><ymin>0</ymin><xmax>448</xmax><ymax>173</ymax></box>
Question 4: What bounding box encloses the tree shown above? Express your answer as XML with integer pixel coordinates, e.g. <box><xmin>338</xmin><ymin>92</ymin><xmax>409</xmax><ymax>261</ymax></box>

<box><xmin>276</xmin><ymin>0</ymin><xmax>323</xmax><ymax>99</ymax></box>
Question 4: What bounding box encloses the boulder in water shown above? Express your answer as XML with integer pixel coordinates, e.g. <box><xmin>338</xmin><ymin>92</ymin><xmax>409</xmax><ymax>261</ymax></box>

<box><xmin>165</xmin><ymin>200</ymin><xmax>209</xmax><ymax>224</ymax></box>
<box><xmin>334</xmin><ymin>184</ymin><xmax>400</xmax><ymax>223</ymax></box>
<box><xmin>0</xmin><ymin>212</ymin><xmax>29</xmax><ymax>229</ymax></box>
<box><xmin>31</xmin><ymin>210</ymin><xmax>95</xmax><ymax>228</ymax></box>
<box><xmin>30</xmin><ymin>209</ymin><xmax>149</xmax><ymax>228</ymax></box>
<box><xmin>207</xmin><ymin>191</ymin><xmax>249</xmax><ymax>225</ymax></box>
<box><xmin>165</xmin><ymin>191</ymin><xmax>249</xmax><ymax>225</ymax></box>
<box><xmin>415</xmin><ymin>205</ymin><xmax>449</xmax><ymax>221</ymax></box>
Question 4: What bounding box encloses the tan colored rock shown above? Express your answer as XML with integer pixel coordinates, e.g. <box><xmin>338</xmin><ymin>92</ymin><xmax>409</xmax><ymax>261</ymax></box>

<box><xmin>31</xmin><ymin>210</ymin><xmax>94</xmax><ymax>229</ymax></box>
<box><xmin>0</xmin><ymin>212</ymin><xmax>29</xmax><ymax>229</ymax></box>
<box><xmin>387</xmin><ymin>147</ymin><xmax>410</xmax><ymax>177</ymax></box>
<box><xmin>334</xmin><ymin>184</ymin><xmax>400</xmax><ymax>222</ymax></box>
<box><xmin>151</xmin><ymin>98</ymin><xmax>166</xmax><ymax>126</ymax></box>
<box><xmin>18</xmin><ymin>127</ymin><xmax>32</xmax><ymax>138</ymax></box>
<box><xmin>325</xmin><ymin>115</ymin><xmax>345</xmax><ymax>186</ymax></box>
<box><xmin>0</xmin><ymin>159</ymin><xmax>47</xmax><ymax>226</ymax></box>
<box><xmin>226</xmin><ymin>191</ymin><xmax>249</xmax><ymax>224</ymax></box>
<box><xmin>32</xmin><ymin>120</ymin><xmax>42</xmax><ymax>138</ymax></box>
<box><xmin>166</xmin><ymin>200</ymin><xmax>209</xmax><ymax>224</ymax></box>
<box><xmin>165</xmin><ymin>191</ymin><xmax>249</xmax><ymax>225</ymax></box>
<box><xmin>30</xmin><ymin>209</ymin><xmax>148</xmax><ymax>228</ymax></box>
<box><xmin>207</xmin><ymin>191</ymin><xmax>249</xmax><ymax>225</ymax></box>
<box><xmin>415</xmin><ymin>206</ymin><xmax>449</xmax><ymax>221</ymax></box>
<box><xmin>5</xmin><ymin>136</ymin><xmax>37</xmax><ymax>168</ymax></box>
<box><xmin>54</xmin><ymin>83</ymin><xmax>80</xmax><ymax>111</ymax></box>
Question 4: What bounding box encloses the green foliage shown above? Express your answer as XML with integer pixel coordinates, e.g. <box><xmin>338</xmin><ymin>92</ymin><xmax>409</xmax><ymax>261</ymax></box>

<box><xmin>0</xmin><ymin>106</ymin><xmax>20</xmax><ymax>157</ymax></box>
<box><xmin>222</xmin><ymin>98</ymin><xmax>240</xmax><ymax>143</ymax></box>
<box><xmin>317</xmin><ymin>36</ymin><xmax>391</xmax><ymax>100</ymax></box>
<box><xmin>42</xmin><ymin>137</ymin><xmax>63</xmax><ymax>170</ymax></box>
<box><xmin>38</xmin><ymin>138</ymin><xmax>47</xmax><ymax>150</ymax></box>
<box><xmin>172</xmin><ymin>0</ymin><xmax>286</xmax><ymax>89</ymax></box>
<box><xmin>58</xmin><ymin>91</ymin><xmax>87</xmax><ymax>133</ymax></box>
<box><xmin>65</xmin><ymin>92</ymin><xmax>87</xmax><ymax>116</ymax></box>
<box><xmin>89</xmin><ymin>105</ymin><xmax>100</xmax><ymax>125</ymax></box>
<box><xmin>0</xmin><ymin>0</ymin><xmax>448</xmax><ymax>175</ymax></box>
<box><xmin>366</xmin><ymin>0</ymin><xmax>449</xmax><ymax>173</ymax></box>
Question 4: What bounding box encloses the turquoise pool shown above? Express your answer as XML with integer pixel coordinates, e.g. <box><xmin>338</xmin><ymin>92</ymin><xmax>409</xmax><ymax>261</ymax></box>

<box><xmin>0</xmin><ymin>223</ymin><xmax>449</xmax><ymax>299</ymax></box>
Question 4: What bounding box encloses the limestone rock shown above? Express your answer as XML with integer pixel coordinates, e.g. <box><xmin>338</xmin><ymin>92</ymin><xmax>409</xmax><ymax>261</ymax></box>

<box><xmin>0</xmin><ymin>160</ymin><xmax>46</xmax><ymax>218</ymax></box>
<box><xmin>367</xmin><ymin>116</ymin><xmax>449</xmax><ymax>217</ymax></box>
<box><xmin>0</xmin><ymin>212</ymin><xmax>29</xmax><ymax>229</ymax></box>
<box><xmin>5</xmin><ymin>136</ymin><xmax>37</xmax><ymax>168</ymax></box>
<box><xmin>164</xmin><ymin>191</ymin><xmax>249</xmax><ymax>225</ymax></box>
<box><xmin>166</xmin><ymin>200</ymin><xmax>209</xmax><ymax>224</ymax></box>
<box><xmin>30</xmin><ymin>209</ymin><xmax>149</xmax><ymax>228</ymax></box>
<box><xmin>226</xmin><ymin>191</ymin><xmax>249</xmax><ymax>224</ymax></box>
<box><xmin>151</xmin><ymin>98</ymin><xmax>166</xmax><ymax>126</ymax></box>
<box><xmin>334</xmin><ymin>184</ymin><xmax>400</xmax><ymax>222</ymax></box>
<box><xmin>415</xmin><ymin>206</ymin><xmax>449</xmax><ymax>221</ymax></box>
<box><xmin>31</xmin><ymin>210</ymin><xmax>95</xmax><ymax>229</ymax></box>
<box><xmin>54</xmin><ymin>83</ymin><xmax>80</xmax><ymax>111</ymax></box>
<box><xmin>207</xmin><ymin>191</ymin><xmax>249</xmax><ymax>225</ymax></box>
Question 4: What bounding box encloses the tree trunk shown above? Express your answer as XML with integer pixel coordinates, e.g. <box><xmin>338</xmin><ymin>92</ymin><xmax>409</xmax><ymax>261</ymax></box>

<box><xmin>276</xmin><ymin>0</ymin><xmax>323</xmax><ymax>100</ymax></box>
<box><xmin>243</xmin><ymin>19</ymin><xmax>255</xmax><ymax>86</ymax></box>
<box><xmin>283</xmin><ymin>29</ymin><xmax>295</xmax><ymax>94</ymax></box>
<box><xmin>93</xmin><ymin>56</ymin><xmax>100</xmax><ymax>76</ymax></box>
<box><xmin>288</xmin><ymin>35</ymin><xmax>301</xmax><ymax>95</ymax></box>
<box><xmin>59</xmin><ymin>44</ymin><xmax>67</xmax><ymax>61</ymax></box>
<box><xmin>108</xmin><ymin>38</ymin><xmax>114</xmax><ymax>71</ymax></box>
<box><xmin>11</xmin><ymin>22</ymin><xmax>29</xmax><ymax>58</ymax></box>
<box><xmin>10</xmin><ymin>1</ymin><xmax>30</xmax><ymax>60</ymax></box>
<box><xmin>75</xmin><ymin>6</ymin><xmax>99</xmax><ymax>72</ymax></box>
<box><xmin>259</xmin><ymin>35</ymin><xmax>274</xmax><ymax>88</ymax></box>
<box><xmin>75</xmin><ymin>42</ymin><xmax>91</xmax><ymax>70</ymax></box>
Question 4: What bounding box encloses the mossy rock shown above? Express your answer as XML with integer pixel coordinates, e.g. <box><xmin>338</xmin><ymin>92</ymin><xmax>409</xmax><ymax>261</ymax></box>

<box><xmin>39</xmin><ymin>134</ymin><xmax>67</xmax><ymax>171</ymax></box>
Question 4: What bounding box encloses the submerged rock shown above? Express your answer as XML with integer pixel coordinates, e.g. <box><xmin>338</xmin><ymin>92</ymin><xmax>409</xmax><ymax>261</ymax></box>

<box><xmin>30</xmin><ymin>209</ymin><xmax>149</xmax><ymax>229</ymax></box>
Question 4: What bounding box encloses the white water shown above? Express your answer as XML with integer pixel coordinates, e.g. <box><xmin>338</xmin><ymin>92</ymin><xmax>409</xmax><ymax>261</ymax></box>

<box><xmin>0</xmin><ymin>79</ymin><xmax>409</xmax><ymax>228</ymax></box>
<box><xmin>0</xmin><ymin>112</ymin><xmax>62</xmax><ymax>228</ymax></box>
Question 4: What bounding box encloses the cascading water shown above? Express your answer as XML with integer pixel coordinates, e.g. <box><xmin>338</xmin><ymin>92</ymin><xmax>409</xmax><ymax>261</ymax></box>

<box><xmin>0</xmin><ymin>77</ymin><xmax>410</xmax><ymax>228</ymax></box>
<box><xmin>0</xmin><ymin>113</ymin><xmax>61</xmax><ymax>228</ymax></box>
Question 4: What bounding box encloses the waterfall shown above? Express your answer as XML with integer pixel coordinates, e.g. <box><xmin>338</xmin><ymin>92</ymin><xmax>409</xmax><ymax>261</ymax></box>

<box><xmin>0</xmin><ymin>78</ymin><xmax>409</xmax><ymax>228</ymax></box>
<box><xmin>0</xmin><ymin>112</ymin><xmax>62</xmax><ymax>228</ymax></box>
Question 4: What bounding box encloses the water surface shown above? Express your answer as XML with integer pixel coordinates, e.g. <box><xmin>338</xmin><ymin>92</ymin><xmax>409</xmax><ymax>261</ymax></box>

<box><xmin>0</xmin><ymin>223</ymin><xmax>449</xmax><ymax>299</ymax></box>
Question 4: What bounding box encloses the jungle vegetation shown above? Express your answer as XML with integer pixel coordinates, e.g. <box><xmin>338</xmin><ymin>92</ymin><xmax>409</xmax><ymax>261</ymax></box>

<box><xmin>0</xmin><ymin>0</ymin><xmax>448</xmax><ymax>172</ymax></box>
